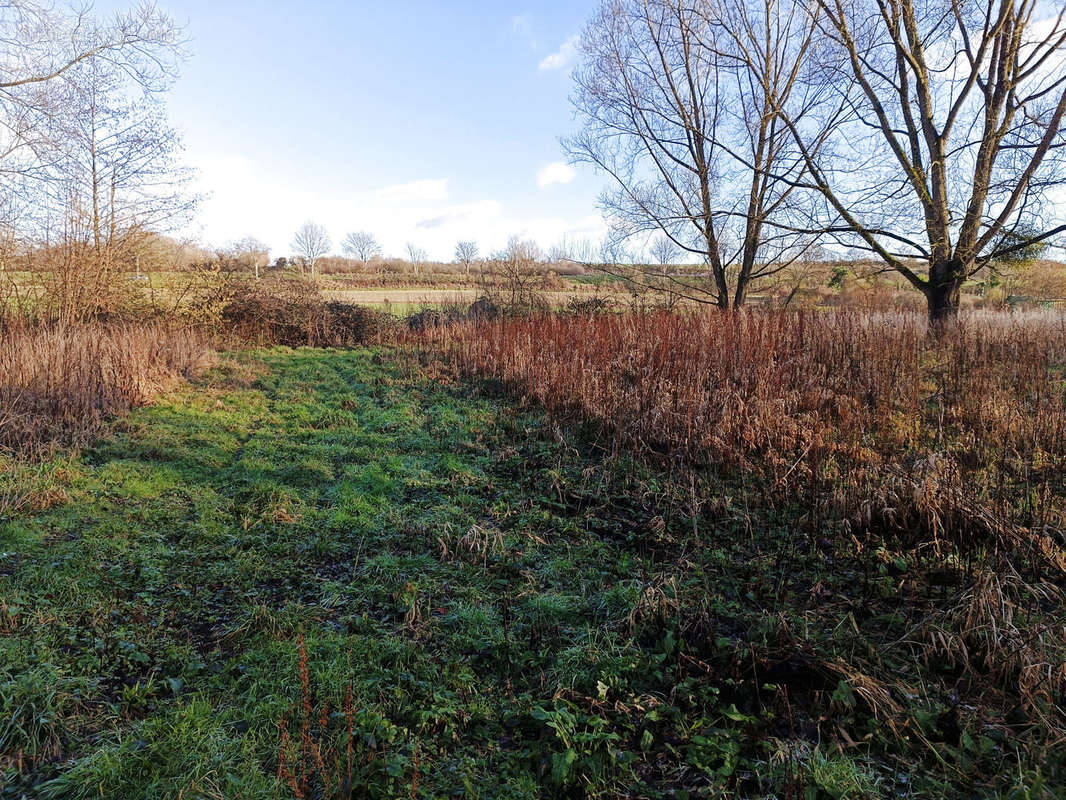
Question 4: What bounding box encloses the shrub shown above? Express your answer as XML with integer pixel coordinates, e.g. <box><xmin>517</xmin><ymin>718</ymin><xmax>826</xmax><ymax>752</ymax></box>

<box><xmin>220</xmin><ymin>277</ymin><xmax>389</xmax><ymax>347</ymax></box>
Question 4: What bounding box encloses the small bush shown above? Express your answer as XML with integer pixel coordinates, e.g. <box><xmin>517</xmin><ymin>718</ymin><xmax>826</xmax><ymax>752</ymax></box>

<box><xmin>220</xmin><ymin>278</ymin><xmax>389</xmax><ymax>347</ymax></box>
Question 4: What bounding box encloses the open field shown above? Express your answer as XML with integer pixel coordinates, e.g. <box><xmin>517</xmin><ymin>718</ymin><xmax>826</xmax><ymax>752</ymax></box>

<box><xmin>2</xmin><ymin>309</ymin><xmax>1065</xmax><ymax>798</ymax></box>
<box><xmin>321</xmin><ymin>287</ymin><xmax>631</xmax><ymax>311</ymax></box>
<box><xmin>322</xmin><ymin>288</ymin><xmax>479</xmax><ymax>308</ymax></box>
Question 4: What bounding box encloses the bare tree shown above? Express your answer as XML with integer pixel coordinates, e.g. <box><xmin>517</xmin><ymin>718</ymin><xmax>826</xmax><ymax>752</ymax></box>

<box><xmin>0</xmin><ymin>3</ymin><xmax>187</xmax><ymax>320</ymax></box>
<box><xmin>454</xmin><ymin>240</ymin><xmax>479</xmax><ymax>275</ymax></box>
<box><xmin>572</xmin><ymin>237</ymin><xmax>600</xmax><ymax>264</ymax></box>
<box><xmin>780</xmin><ymin>0</ymin><xmax>1066</xmax><ymax>323</ymax></box>
<box><xmin>342</xmin><ymin>230</ymin><xmax>380</xmax><ymax>267</ymax></box>
<box><xmin>51</xmin><ymin>57</ymin><xmax>195</xmax><ymax>274</ymax></box>
<box><xmin>227</xmin><ymin>237</ymin><xmax>269</xmax><ymax>279</ymax></box>
<box><xmin>406</xmin><ymin>242</ymin><xmax>427</xmax><ymax>276</ymax></box>
<box><xmin>548</xmin><ymin>234</ymin><xmax>597</xmax><ymax>264</ymax></box>
<box><xmin>484</xmin><ymin>235</ymin><xmax>545</xmax><ymax>309</ymax></box>
<box><xmin>292</xmin><ymin>222</ymin><xmax>330</xmax><ymax>279</ymax></box>
<box><xmin>567</xmin><ymin>0</ymin><xmax>821</xmax><ymax>308</ymax></box>
<box><xmin>650</xmin><ymin>235</ymin><xmax>680</xmax><ymax>266</ymax></box>
<box><xmin>0</xmin><ymin>2</ymin><xmax>183</xmax><ymax>188</ymax></box>
<box><xmin>547</xmin><ymin>242</ymin><xmax>569</xmax><ymax>263</ymax></box>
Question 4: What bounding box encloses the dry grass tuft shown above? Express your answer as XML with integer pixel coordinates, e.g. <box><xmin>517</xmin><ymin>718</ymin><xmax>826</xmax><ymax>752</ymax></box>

<box><xmin>924</xmin><ymin>566</ymin><xmax>1066</xmax><ymax>725</ymax></box>
<box><xmin>0</xmin><ymin>318</ymin><xmax>210</xmax><ymax>456</ymax></box>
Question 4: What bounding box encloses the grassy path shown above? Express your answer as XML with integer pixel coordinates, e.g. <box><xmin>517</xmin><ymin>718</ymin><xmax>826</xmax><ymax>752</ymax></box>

<box><xmin>1</xmin><ymin>348</ymin><xmax>726</xmax><ymax>799</ymax></box>
<box><xmin>5</xmin><ymin>347</ymin><xmax>1034</xmax><ymax>799</ymax></box>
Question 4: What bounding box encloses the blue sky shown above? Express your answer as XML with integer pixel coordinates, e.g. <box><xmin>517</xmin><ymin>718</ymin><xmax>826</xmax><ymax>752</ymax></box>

<box><xmin>154</xmin><ymin>1</ymin><xmax>605</xmax><ymax>260</ymax></box>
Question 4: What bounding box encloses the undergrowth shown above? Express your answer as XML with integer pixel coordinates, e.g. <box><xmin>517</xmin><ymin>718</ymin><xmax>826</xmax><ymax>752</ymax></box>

<box><xmin>0</xmin><ymin>318</ymin><xmax>210</xmax><ymax>457</ymax></box>
<box><xmin>429</xmin><ymin>308</ymin><xmax>1066</xmax><ymax>795</ymax></box>
<box><xmin>1</xmin><ymin>333</ymin><xmax>1063</xmax><ymax>797</ymax></box>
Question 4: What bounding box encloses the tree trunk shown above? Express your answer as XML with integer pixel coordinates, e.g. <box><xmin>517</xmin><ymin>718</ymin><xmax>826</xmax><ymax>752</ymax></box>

<box><xmin>924</xmin><ymin>260</ymin><xmax>966</xmax><ymax>327</ymax></box>
<box><xmin>733</xmin><ymin>278</ymin><xmax>748</xmax><ymax>309</ymax></box>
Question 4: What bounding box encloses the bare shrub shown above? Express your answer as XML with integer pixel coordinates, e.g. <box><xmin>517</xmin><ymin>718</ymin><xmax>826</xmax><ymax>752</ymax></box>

<box><xmin>220</xmin><ymin>277</ymin><xmax>388</xmax><ymax>347</ymax></box>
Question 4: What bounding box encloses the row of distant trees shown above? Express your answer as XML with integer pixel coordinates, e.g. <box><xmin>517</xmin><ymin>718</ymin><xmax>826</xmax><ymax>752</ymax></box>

<box><xmin>288</xmin><ymin>222</ymin><xmax>450</xmax><ymax>280</ymax></box>
<box><xmin>277</xmin><ymin>219</ymin><xmax>881</xmax><ymax>282</ymax></box>
<box><xmin>286</xmin><ymin>222</ymin><xmax>600</xmax><ymax>280</ymax></box>
<box><xmin>569</xmin><ymin>0</ymin><xmax>1066</xmax><ymax>322</ymax></box>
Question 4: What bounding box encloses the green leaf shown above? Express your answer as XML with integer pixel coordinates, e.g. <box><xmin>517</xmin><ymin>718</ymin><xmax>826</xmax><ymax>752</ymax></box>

<box><xmin>551</xmin><ymin>749</ymin><xmax>578</xmax><ymax>783</ymax></box>
<box><xmin>721</xmin><ymin>704</ymin><xmax>753</xmax><ymax>723</ymax></box>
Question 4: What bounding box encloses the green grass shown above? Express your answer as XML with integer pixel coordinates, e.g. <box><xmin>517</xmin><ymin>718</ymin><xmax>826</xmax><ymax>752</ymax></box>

<box><xmin>0</xmin><ymin>347</ymin><xmax>1060</xmax><ymax>798</ymax></box>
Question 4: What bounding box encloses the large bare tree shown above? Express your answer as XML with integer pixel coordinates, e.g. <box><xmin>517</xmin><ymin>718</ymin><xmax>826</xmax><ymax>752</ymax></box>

<box><xmin>454</xmin><ymin>240</ymin><xmax>479</xmax><ymax>274</ymax></box>
<box><xmin>55</xmin><ymin>60</ymin><xmax>194</xmax><ymax>259</ymax></box>
<box><xmin>292</xmin><ymin>221</ymin><xmax>330</xmax><ymax>279</ymax></box>
<box><xmin>779</xmin><ymin>0</ymin><xmax>1066</xmax><ymax>323</ymax></box>
<box><xmin>567</xmin><ymin>0</ymin><xmax>822</xmax><ymax>307</ymax></box>
<box><xmin>41</xmin><ymin>62</ymin><xmax>194</xmax><ymax>319</ymax></box>
<box><xmin>342</xmin><ymin>230</ymin><xmax>380</xmax><ymax>268</ymax></box>
<box><xmin>0</xmin><ymin>1</ymin><xmax>182</xmax><ymax>200</ymax></box>
<box><xmin>0</xmin><ymin>2</ymin><xmax>185</xmax><ymax>320</ymax></box>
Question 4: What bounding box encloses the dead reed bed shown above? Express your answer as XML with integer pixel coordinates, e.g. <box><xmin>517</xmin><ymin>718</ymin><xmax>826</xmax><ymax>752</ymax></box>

<box><xmin>436</xmin><ymin>309</ymin><xmax>1066</xmax><ymax>737</ymax></box>
<box><xmin>441</xmin><ymin>309</ymin><xmax>1066</xmax><ymax>541</ymax></box>
<box><xmin>0</xmin><ymin>318</ymin><xmax>210</xmax><ymax>456</ymax></box>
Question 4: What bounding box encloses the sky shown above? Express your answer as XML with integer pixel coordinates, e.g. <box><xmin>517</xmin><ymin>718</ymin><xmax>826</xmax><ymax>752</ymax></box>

<box><xmin>151</xmin><ymin>0</ymin><xmax>606</xmax><ymax>261</ymax></box>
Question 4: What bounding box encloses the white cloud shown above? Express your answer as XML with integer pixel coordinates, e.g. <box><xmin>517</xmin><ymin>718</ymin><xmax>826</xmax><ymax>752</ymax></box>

<box><xmin>378</xmin><ymin>179</ymin><xmax>449</xmax><ymax>204</ymax></box>
<box><xmin>538</xmin><ymin>35</ymin><xmax>579</xmax><ymax>71</ymax></box>
<box><xmin>183</xmin><ymin>152</ymin><xmax>604</xmax><ymax>262</ymax></box>
<box><xmin>537</xmin><ymin>161</ymin><xmax>576</xmax><ymax>188</ymax></box>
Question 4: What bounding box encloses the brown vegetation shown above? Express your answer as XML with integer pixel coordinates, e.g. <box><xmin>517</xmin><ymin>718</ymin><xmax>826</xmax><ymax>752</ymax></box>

<box><xmin>443</xmin><ymin>309</ymin><xmax>1066</xmax><ymax>551</ymax></box>
<box><xmin>434</xmin><ymin>308</ymin><xmax>1066</xmax><ymax>739</ymax></box>
<box><xmin>219</xmin><ymin>276</ymin><xmax>389</xmax><ymax>347</ymax></box>
<box><xmin>0</xmin><ymin>318</ymin><xmax>209</xmax><ymax>456</ymax></box>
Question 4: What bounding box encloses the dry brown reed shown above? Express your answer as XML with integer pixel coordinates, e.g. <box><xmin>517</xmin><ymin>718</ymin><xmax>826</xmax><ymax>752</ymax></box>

<box><xmin>434</xmin><ymin>308</ymin><xmax>1066</xmax><ymax>727</ymax></box>
<box><xmin>0</xmin><ymin>317</ymin><xmax>209</xmax><ymax>456</ymax></box>
<box><xmin>439</xmin><ymin>309</ymin><xmax>1066</xmax><ymax>546</ymax></box>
